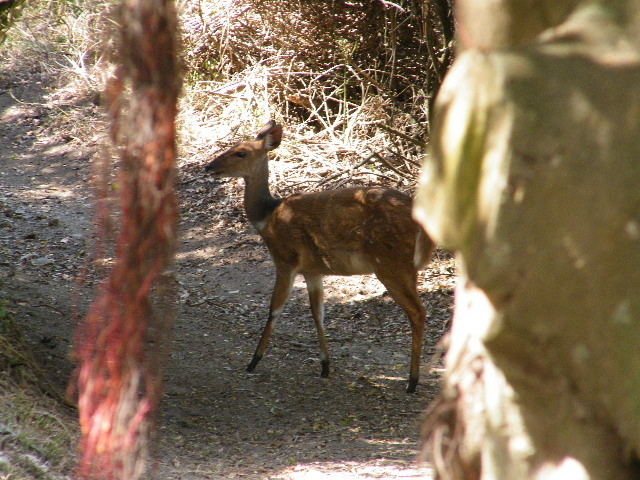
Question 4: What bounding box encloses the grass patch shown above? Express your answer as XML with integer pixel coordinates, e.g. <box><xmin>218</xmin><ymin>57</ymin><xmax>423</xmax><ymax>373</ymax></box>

<box><xmin>0</xmin><ymin>379</ymin><xmax>78</xmax><ymax>480</ymax></box>
<box><xmin>0</xmin><ymin>304</ymin><xmax>78</xmax><ymax>480</ymax></box>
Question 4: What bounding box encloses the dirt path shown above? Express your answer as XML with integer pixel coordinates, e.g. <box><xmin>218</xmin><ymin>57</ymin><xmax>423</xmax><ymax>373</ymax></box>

<box><xmin>0</xmin><ymin>68</ymin><xmax>454</xmax><ymax>479</ymax></box>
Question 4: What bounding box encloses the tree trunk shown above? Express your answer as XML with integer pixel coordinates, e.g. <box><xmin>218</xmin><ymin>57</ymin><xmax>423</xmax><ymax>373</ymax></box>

<box><xmin>75</xmin><ymin>1</ymin><xmax>181</xmax><ymax>479</ymax></box>
<box><xmin>414</xmin><ymin>2</ymin><xmax>640</xmax><ymax>478</ymax></box>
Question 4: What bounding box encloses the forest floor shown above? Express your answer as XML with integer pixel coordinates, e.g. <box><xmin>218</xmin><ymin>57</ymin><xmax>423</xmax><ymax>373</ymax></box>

<box><xmin>0</xmin><ymin>59</ymin><xmax>455</xmax><ymax>479</ymax></box>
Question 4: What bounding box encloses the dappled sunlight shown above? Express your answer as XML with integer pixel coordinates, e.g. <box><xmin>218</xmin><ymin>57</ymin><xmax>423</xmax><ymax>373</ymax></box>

<box><xmin>274</xmin><ymin>459</ymin><xmax>432</xmax><ymax>479</ymax></box>
<box><xmin>0</xmin><ymin>1</ymin><xmax>456</xmax><ymax>479</ymax></box>
<box><xmin>360</xmin><ymin>438</ymin><xmax>417</xmax><ymax>447</ymax></box>
<box><xmin>18</xmin><ymin>186</ymin><xmax>77</xmax><ymax>200</ymax></box>
<box><xmin>371</xmin><ymin>374</ymin><xmax>411</xmax><ymax>384</ymax></box>
<box><xmin>1</xmin><ymin>104</ymin><xmax>32</xmax><ymax>123</ymax></box>
<box><xmin>175</xmin><ymin>249</ymin><xmax>211</xmax><ymax>262</ymax></box>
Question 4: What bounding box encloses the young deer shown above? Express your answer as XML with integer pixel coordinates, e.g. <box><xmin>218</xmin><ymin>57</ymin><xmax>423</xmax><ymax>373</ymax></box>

<box><xmin>205</xmin><ymin>121</ymin><xmax>434</xmax><ymax>392</ymax></box>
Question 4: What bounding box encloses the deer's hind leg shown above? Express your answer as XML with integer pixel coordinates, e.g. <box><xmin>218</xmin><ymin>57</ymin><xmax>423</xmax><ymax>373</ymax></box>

<box><xmin>375</xmin><ymin>268</ymin><xmax>427</xmax><ymax>393</ymax></box>
<box><xmin>304</xmin><ymin>274</ymin><xmax>330</xmax><ymax>377</ymax></box>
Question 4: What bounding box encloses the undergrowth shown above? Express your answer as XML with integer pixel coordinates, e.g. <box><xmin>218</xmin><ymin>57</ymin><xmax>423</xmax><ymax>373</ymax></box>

<box><xmin>179</xmin><ymin>0</ymin><xmax>453</xmax><ymax>195</ymax></box>
<box><xmin>2</xmin><ymin>0</ymin><xmax>453</xmax><ymax>195</ymax></box>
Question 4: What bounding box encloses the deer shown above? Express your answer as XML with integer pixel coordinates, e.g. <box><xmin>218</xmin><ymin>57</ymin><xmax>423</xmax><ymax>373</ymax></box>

<box><xmin>205</xmin><ymin>120</ymin><xmax>435</xmax><ymax>392</ymax></box>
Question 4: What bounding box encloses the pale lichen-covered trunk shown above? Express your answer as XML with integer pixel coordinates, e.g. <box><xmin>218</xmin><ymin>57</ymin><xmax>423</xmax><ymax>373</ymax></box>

<box><xmin>414</xmin><ymin>2</ymin><xmax>640</xmax><ymax>479</ymax></box>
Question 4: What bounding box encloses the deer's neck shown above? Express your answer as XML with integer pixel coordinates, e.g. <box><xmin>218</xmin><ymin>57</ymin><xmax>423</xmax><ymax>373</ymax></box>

<box><xmin>243</xmin><ymin>160</ymin><xmax>281</xmax><ymax>231</ymax></box>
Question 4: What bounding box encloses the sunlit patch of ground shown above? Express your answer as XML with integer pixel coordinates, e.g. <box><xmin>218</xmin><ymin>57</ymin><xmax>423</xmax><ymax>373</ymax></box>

<box><xmin>274</xmin><ymin>459</ymin><xmax>432</xmax><ymax>479</ymax></box>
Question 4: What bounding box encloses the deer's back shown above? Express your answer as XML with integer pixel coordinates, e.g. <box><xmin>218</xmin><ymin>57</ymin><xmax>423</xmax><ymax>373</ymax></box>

<box><xmin>259</xmin><ymin>186</ymin><xmax>426</xmax><ymax>275</ymax></box>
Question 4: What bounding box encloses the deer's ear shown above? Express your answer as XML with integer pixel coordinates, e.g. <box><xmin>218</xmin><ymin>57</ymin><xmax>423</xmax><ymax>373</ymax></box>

<box><xmin>255</xmin><ymin>120</ymin><xmax>277</xmax><ymax>140</ymax></box>
<box><xmin>263</xmin><ymin>123</ymin><xmax>283</xmax><ymax>151</ymax></box>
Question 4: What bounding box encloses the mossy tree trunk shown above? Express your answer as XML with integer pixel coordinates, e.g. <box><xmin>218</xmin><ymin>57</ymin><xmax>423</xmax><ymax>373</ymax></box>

<box><xmin>415</xmin><ymin>2</ymin><xmax>640</xmax><ymax>478</ymax></box>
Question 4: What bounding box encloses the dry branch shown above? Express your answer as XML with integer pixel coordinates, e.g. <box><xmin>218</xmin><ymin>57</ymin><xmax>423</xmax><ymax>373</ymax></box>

<box><xmin>179</xmin><ymin>0</ymin><xmax>454</xmax><ymax>192</ymax></box>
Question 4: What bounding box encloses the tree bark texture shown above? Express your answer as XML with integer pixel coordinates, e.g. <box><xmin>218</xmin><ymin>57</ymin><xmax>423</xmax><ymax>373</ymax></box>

<box><xmin>415</xmin><ymin>2</ymin><xmax>640</xmax><ymax>479</ymax></box>
<box><xmin>75</xmin><ymin>1</ymin><xmax>181</xmax><ymax>479</ymax></box>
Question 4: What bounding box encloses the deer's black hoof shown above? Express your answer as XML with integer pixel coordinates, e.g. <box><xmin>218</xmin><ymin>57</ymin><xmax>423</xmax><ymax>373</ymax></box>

<box><xmin>406</xmin><ymin>377</ymin><xmax>418</xmax><ymax>393</ymax></box>
<box><xmin>246</xmin><ymin>354</ymin><xmax>262</xmax><ymax>372</ymax></box>
<box><xmin>320</xmin><ymin>360</ymin><xmax>330</xmax><ymax>378</ymax></box>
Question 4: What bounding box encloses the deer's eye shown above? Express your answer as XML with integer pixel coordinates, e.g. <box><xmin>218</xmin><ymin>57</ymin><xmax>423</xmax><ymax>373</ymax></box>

<box><xmin>234</xmin><ymin>151</ymin><xmax>247</xmax><ymax>158</ymax></box>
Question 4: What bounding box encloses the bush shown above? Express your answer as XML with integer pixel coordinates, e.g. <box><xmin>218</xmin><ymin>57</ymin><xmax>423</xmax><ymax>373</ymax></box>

<box><xmin>179</xmin><ymin>0</ymin><xmax>453</xmax><ymax>191</ymax></box>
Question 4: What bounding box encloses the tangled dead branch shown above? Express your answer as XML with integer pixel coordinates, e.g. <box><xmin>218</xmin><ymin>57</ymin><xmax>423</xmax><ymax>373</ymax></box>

<box><xmin>179</xmin><ymin>0</ymin><xmax>453</xmax><ymax>193</ymax></box>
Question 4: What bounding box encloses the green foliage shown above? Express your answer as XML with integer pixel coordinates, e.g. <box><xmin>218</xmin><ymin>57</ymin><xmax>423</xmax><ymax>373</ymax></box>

<box><xmin>0</xmin><ymin>0</ymin><xmax>26</xmax><ymax>44</ymax></box>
